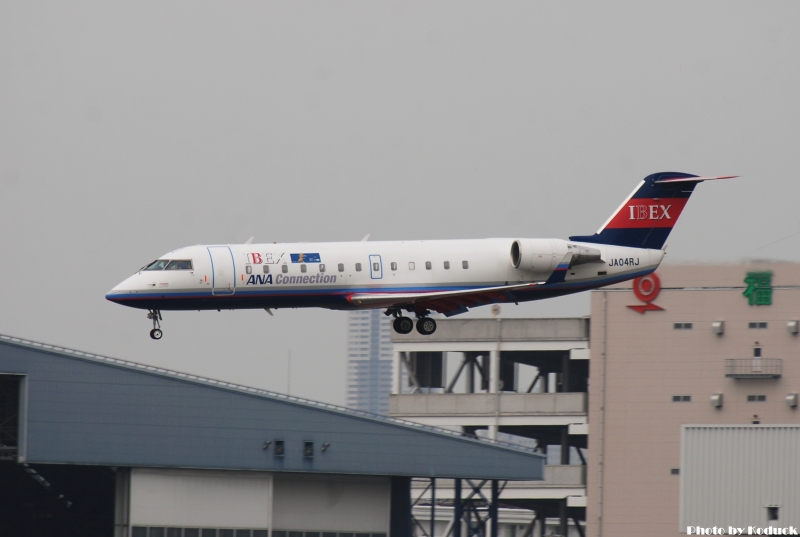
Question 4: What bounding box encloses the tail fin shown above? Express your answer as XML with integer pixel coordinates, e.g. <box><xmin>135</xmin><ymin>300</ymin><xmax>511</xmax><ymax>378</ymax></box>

<box><xmin>569</xmin><ymin>172</ymin><xmax>735</xmax><ymax>249</ymax></box>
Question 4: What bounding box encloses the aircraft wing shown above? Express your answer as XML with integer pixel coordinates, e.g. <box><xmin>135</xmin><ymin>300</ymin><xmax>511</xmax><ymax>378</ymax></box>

<box><xmin>347</xmin><ymin>283</ymin><xmax>538</xmax><ymax>317</ymax></box>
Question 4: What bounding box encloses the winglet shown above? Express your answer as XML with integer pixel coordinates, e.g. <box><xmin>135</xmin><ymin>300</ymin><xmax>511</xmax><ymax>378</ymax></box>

<box><xmin>245</xmin><ymin>237</ymin><xmax>255</xmax><ymax>245</ymax></box>
<box><xmin>361</xmin><ymin>234</ymin><xmax>370</xmax><ymax>242</ymax></box>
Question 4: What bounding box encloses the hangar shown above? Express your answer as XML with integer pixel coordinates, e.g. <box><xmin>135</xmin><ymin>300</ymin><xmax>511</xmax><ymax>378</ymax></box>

<box><xmin>0</xmin><ymin>334</ymin><xmax>544</xmax><ymax>537</ymax></box>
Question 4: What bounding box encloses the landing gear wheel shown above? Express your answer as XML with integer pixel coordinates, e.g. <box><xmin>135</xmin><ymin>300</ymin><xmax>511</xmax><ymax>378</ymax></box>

<box><xmin>416</xmin><ymin>317</ymin><xmax>437</xmax><ymax>336</ymax></box>
<box><xmin>147</xmin><ymin>309</ymin><xmax>163</xmax><ymax>340</ymax></box>
<box><xmin>393</xmin><ymin>316</ymin><xmax>414</xmax><ymax>335</ymax></box>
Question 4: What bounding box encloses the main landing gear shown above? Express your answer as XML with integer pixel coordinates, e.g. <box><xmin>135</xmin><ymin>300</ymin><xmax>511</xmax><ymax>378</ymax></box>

<box><xmin>388</xmin><ymin>309</ymin><xmax>437</xmax><ymax>336</ymax></box>
<box><xmin>392</xmin><ymin>316</ymin><xmax>414</xmax><ymax>335</ymax></box>
<box><xmin>415</xmin><ymin>317</ymin><xmax>437</xmax><ymax>336</ymax></box>
<box><xmin>148</xmin><ymin>309</ymin><xmax>163</xmax><ymax>340</ymax></box>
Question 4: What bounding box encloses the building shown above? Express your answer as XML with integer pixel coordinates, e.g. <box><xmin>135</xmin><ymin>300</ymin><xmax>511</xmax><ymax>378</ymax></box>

<box><xmin>347</xmin><ymin>309</ymin><xmax>394</xmax><ymax>414</ymax></box>
<box><xmin>0</xmin><ymin>333</ymin><xmax>545</xmax><ymax>537</ymax></box>
<box><xmin>586</xmin><ymin>263</ymin><xmax>800</xmax><ymax>536</ymax></box>
<box><xmin>390</xmin><ymin>318</ymin><xmax>591</xmax><ymax>537</ymax></box>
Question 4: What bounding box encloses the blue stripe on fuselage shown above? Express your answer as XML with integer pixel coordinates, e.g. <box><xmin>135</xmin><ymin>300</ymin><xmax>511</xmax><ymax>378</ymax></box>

<box><xmin>106</xmin><ymin>267</ymin><xmax>654</xmax><ymax>311</ymax></box>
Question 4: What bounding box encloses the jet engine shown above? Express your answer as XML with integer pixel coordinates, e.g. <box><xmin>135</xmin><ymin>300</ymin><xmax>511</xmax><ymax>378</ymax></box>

<box><xmin>510</xmin><ymin>239</ymin><xmax>561</xmax><ymax>274</ymax></box>
<box><xmin>511</xmin><ymin>239</ymin><xmax>602</xmax><ymax>275</ymax></box>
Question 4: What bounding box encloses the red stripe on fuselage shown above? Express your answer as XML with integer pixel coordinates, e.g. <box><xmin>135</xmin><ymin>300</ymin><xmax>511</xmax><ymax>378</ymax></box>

<box><xmin>603</xmin><ymin>197</ymin><xmax>689</xmax><ymax>229</ymax></box>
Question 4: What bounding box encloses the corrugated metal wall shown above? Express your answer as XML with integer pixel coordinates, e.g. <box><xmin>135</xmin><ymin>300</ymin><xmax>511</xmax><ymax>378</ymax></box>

<box><xmin>681</xmin><ymin>425</ymin><xmax>800</xmax><ymax>529</ymax></box>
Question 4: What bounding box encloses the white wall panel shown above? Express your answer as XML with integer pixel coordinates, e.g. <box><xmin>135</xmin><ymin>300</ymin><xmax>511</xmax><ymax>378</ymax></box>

<box><xmin>681</xmin><ymin>425</ymin><xmax>800</xmax><ymax>530</ymax></box>
<box><xmin>272</xmin><ymin>474</ymin><xmax>389</xmax><ymax>532</ymax></box>
<box><xmin>130</xmin><ymin>469</ymin><xmax>271</xmax><ymax>528</ymax></box>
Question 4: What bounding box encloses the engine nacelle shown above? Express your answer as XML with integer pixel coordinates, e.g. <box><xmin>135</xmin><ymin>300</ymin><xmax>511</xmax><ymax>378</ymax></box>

<box><xmin>510</xmin><ymin>239</ymin><xmax>565</xmax><ymax>275</ymax></box>
<box><xmin>511</xmin><ymin>239</ymin><xmax>603</xmax><ymax>276</ymax></box>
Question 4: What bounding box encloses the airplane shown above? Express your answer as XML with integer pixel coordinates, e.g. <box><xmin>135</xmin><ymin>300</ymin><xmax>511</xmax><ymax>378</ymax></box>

<box><xmin>107</xmin><ymin>172</ymin><xmax>733</xmax><ymax>339</ymax></box>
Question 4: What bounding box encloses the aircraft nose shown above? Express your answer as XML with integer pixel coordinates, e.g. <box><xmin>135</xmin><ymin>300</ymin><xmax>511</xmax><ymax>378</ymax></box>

<box><xmin>106</xmin><ymin>275</ymin><xmax>139</xmax><ymax>302</ymax></box>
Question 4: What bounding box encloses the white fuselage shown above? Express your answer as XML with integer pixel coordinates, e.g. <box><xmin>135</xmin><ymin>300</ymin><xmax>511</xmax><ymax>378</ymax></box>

<box><xmin>106</xmin><ymin>238</ymin><xmax>663</xmax><ymax>313</ymax></box>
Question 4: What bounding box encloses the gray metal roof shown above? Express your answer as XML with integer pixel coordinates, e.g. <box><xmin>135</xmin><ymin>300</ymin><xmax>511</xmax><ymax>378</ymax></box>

<box><xmin>0</xmin><ymin>334</ymin><xmax>543</xmax><ymax>480</ymax></box>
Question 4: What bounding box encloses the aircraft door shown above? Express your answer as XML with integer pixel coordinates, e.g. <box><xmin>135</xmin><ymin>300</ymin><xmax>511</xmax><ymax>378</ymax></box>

<box><xmin>208</xmin><ymin>246</ymin><xmax>236</xmax><ymax>295</ymax></box>
<box><xmin>369</xmin><ymin>255</ymin><xmax>383</xmax><ymax>280</ymax></box>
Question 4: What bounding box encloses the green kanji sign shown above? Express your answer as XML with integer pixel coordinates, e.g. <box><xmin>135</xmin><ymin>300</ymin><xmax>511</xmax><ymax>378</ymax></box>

<box><xmin>743</xmin><ymin>271</ymin><xmax>773</xmax><ymax>306</ymax></box>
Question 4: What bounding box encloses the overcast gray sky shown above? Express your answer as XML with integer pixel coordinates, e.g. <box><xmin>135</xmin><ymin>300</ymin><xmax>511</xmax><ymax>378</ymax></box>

<box><xmin>2</xmin><ymin>1</ymin><xmax>799</xmax><ymax>406</ymax></box>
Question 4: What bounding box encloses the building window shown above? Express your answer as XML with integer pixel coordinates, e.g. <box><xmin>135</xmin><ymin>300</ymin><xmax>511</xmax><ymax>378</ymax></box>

<box><xmin>672</xmin><ymin>395</ymin><xmax>691</xmax><ymax>402</ymax></box>
<box><xmin>319</xmin><ymin>264</ymin><xmax>325</xmax><ymax>273</ymax></box>
<box><xmin>274</xmin><ymin>440</ymin><xmax>285</xmax><ymax>457</ymax></box>
<box><xmin>281</xmin><ymin>264</ymin><xmax>288</xmax><ymax>273</ymax></box>
<box><xmin>462</xmin><ymin>260</ymin><xmax>469</xmax><ymax>269</ymax></box>
<box><xmin>263</xmin><ymin>265</ymin><xmax>269</xmax><ymax>274</ymax></box>
<box><xmin>444</xmin><ymin>261</ymin><xmax>450</xmax><ymax>269</ymax></box>
<box><xmin>391</xmin><ymin>262</ymin><xmax>397</xmax><ymax>271</ymax></box>
<box><xmin>338</xmin><ymin>263</ymin><xmax>344</xmax><ymax>272</ymax></box>
<box><xmin>355</xmin><ymin>263</ymin><xmax>362</xmax><ymax>272</ymax></box>
<box><xmin>749</xmin><ymin>322</ymin><xmax>768</xmax><ymax>329</ymax></box>
<box><xmin>674</xmin><ymin>323</ymin><xmax>693</xmax><ymax>330</ymax></box>
<box><xmin>768</xmin><ymin>506</ymin><xmax>779</xmax><ymax>521</ymax></box>
<box><xmin>670</xmin><ymin>468</ymin><xmax>680</xmax><ymax>475</ymax></box>
<box><xmin>303</xmin><ymin>441</ymin><xmax>314</xmax><ymax>458</ymax></box>
<box><xmin>747</xmin><ymin>395</ymin><xmax>767</xmax><ymax>402</ymax></box>
<box><xmin>409</xmin><ymin>262</ymin><xmax>415</xmax><ymax>271</ymax></box>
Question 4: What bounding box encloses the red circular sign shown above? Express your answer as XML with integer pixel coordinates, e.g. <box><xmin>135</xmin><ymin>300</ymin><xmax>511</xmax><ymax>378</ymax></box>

<box><xmin>633</xmin><ymin>273</ymin><xmax>661</xmax><ymax>303</ymax></box>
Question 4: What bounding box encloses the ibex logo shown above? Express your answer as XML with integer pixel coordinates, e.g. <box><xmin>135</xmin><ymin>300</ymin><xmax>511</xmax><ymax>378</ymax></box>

<box><xmin>628</xmin><ymin>204</ymin><xmax>672</xmax><ymax>220</ymax></box>
<box><xmin>628</xmin><ymin>273</ymin><xmax>664</xmax><ymax>314</ymax></box>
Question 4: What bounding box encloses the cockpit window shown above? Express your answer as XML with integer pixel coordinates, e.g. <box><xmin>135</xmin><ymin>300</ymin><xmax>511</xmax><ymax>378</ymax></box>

<box><xmin>165</xmin><ymin>260</ymin><xmax>193</xmax><ymax>270</ymax></box>
<box><xmin>143</xmin><ymin>260</ymin><xmax>170</xmax><ymax>271</ymax></box>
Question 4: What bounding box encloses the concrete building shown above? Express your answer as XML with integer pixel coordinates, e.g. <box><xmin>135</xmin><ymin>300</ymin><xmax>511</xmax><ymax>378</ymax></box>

<box><xmin>587</xmin><ymin>263</ymin><xmax>800</xmax><ymax>536</ymax></box>
<box><xmin>0</xmin><ymin>333</ymin><xmax>545</xmax><ymax>537</ymax></box>
<box><xmin>390</xmin><ymin>318</ymin><xmax>591</xmax><ymax>537</ymax></box>
<box><xmin>347</xmin><ymin>309</ymin><xmax>394</xmax><ymax>414</ymax></box>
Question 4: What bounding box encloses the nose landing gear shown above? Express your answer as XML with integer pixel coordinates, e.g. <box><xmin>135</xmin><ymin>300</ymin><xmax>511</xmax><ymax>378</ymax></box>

<box><xmin>148</xmin><ymin>309</ymin><xmax>163</xmax><ymax>340</ymax></box>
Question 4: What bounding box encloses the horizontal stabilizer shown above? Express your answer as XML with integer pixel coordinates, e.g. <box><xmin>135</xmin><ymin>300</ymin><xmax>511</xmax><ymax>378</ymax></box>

<box><xmin>653</xmin><ymin>175</ymin><xmax>737</xmax><ymax>184</ymax></box>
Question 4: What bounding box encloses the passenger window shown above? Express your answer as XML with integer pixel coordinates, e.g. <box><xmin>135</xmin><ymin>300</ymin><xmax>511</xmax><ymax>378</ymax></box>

<box><xmin>338</xmin><ymin>263</ymin><xmax>344</xmax><ymax>272</ymax></box>
<box><xmin>462</xmin><ymin>260</ymin><xmax>469</xmax><ymax>269</ymax></box>
<box><xmin>425</xmin><ymin>261</ymin><xmax>432</xmax><ymax>270</ymax></box>
<box><xmin>246</xmin><ymin>266</ymin><xmax>252</xmax><ymax>274</ymax></box>
<box><xmin>263</xmin><ymin>265</ymin><xmax>269</xmax><ymax>274</ymax></box>
<box><xmin>144</xmin><ymin>260</ymin><xmax>170</xmax><ymax>271</ymax></box>
<box><xmin>165</xmin><ymin>260</ymin><xmax>193</xmax><ymax>270</ymax></box>
<box><xmin>319</xmin><ymin>264</ymin><xmax>326</xmax><ymax>273</ymax></box>
<box><xmin>373</xmin><ymin>262</ymin><xmax>379</xmax><ymax>271</ymax></box>
<box><xmin>444</xmin><ymin>261</ymin><xmax>450</xmax><ymax>269</ymax></box>
<box><xmin>355</xmin><ymin>263</ymin><xmax>362</xmax><ymax>272</ymax></box>
<box><xmin>409</xmin><ymin>262</ymin><xmax>415</xmax><ymax>271</ymax></box>
<box><xmin>282</xmin><ymin>265</ymin><xmax>288</xmax><ymax>273</ymax></box>
<box><xmin>300</xmin><ymin>264</ymin><xmax>307</xmax><ymax>273</ymax></box>
<box><xmin>391</xmin><ymin>262</ymin><xmax>397</xmax><ymax>271</ymax></box>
